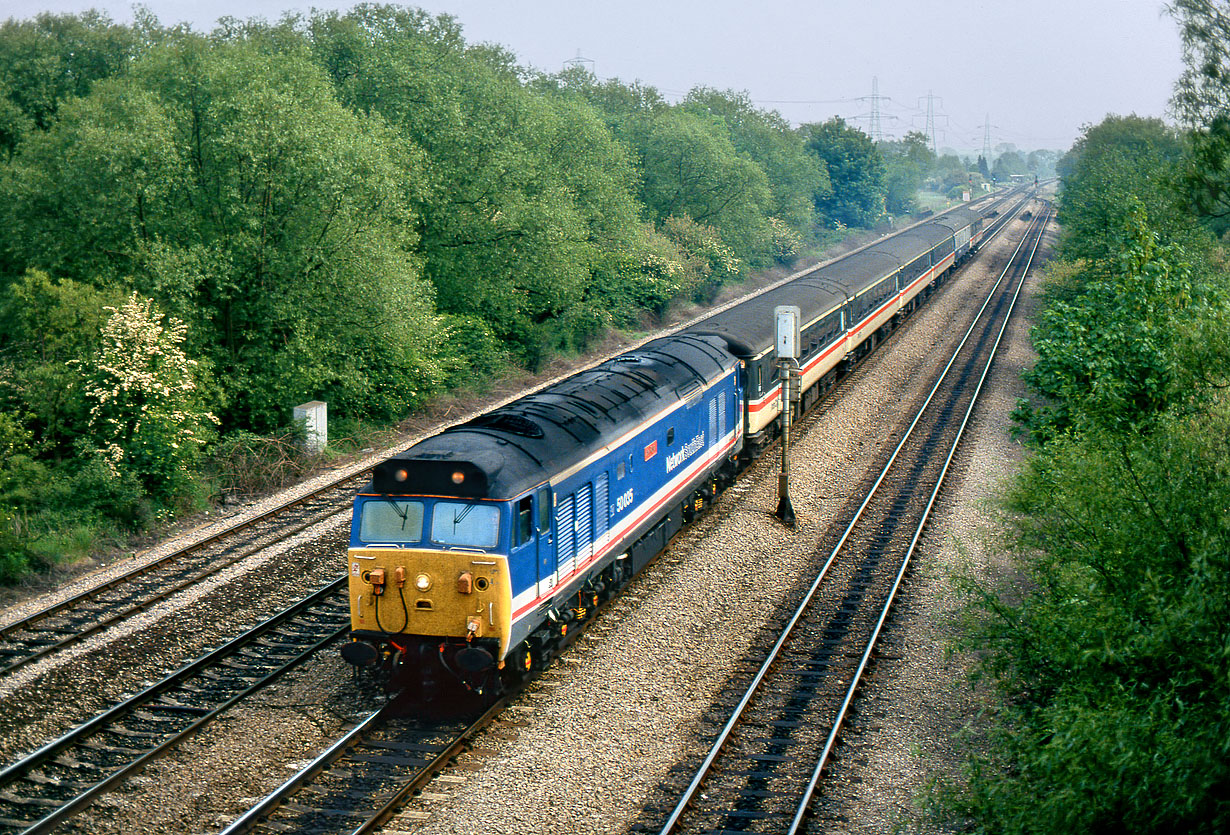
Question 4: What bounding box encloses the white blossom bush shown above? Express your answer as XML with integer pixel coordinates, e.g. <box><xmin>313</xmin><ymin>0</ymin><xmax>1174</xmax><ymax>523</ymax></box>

<box><xmin>77</xmin><ymin>293</ymin><xmax>217</xmax><ymax>501</ymax></box>
<box><xmin>767</xmin><ymin>216</ymin><xmax>802</xmax><ymax>262</ymax></box>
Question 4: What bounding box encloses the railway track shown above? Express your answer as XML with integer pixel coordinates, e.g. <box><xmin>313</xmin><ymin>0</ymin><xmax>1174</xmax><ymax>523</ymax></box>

<box><xmin>648</xmin><ymin>204</ymin><xmax>1051</xmax><ymax>835</ymax></box>
<box><xmin>219</xmin><ymin>699</ymin><xmax>508</xmax><ymax>835</ymax></box>
<box><xmin>0</xmin><ymin>579</ymin><xmax>349</xmax><ymax>835</ymax></box>
<box><xmin>0</xmin><ymin>477</ymin><xmax>366</xmax><ymax>679</ymax></box>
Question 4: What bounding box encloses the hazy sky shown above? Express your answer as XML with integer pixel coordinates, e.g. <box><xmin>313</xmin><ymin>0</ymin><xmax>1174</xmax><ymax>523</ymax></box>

<box><xmin>4</xmin><ymin>0</ymin><xmax>1186</xmax><ymax>153</ymax></box>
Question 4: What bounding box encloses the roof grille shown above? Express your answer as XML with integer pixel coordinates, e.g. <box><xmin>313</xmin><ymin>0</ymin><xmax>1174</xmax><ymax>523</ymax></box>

<box><xmin>467</xmin><ymin>413</ymin><xmax>544</xmax><ymax>438</ymax></box>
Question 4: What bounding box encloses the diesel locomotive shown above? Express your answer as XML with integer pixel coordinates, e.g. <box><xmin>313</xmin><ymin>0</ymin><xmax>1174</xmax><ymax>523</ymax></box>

<box><xmin>340</xmin><ymin>201</ymin><xmax>1002</xmax><ymax>695</ymax></box>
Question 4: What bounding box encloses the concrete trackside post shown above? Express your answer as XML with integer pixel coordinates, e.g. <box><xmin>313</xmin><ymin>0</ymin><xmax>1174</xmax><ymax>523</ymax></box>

<box><xmin>294</xmin><ymin>400</ymin><xmax>328</xmax><ymax>454</ymax></box>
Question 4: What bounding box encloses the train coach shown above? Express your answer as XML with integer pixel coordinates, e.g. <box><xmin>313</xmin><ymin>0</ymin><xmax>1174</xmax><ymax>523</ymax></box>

<box><xmin>685</xmin><ymin>206</ymin><xmax>986</xmax><ymax>453</ymax></box>
<box><xmin>341</xmin><ymin>333</ymin><xmax>742</xmax><ymax>695</ymax></box>
<box><xmin>341</xmin><ymin>201</ymin><xmax>996</xmax><ymax>694</ymax></box>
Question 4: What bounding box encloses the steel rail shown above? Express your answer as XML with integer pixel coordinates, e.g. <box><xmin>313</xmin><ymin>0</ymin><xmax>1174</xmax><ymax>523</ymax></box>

<box><xmin>0</xmin><ymin>191</ymin><xmax>1030</xmax><ymax>835</ymax></box>
<box><xmin>787</xmin><ymin>203</ymin><xmax>1052</xmax><ymax>834</ymax></box>
<box><xmin>0</xmin><ymin>578</ymin><xmax>349</xmax><ymax>835</ymax></box>
<box><xmin>0</xmin><ymin>503</ymin><xmax>356</xmax><ymax>677</ymax></box>
<box><xmin>219</xmin><ymin>694</ymin><xmax>510</xmax><ymax>835</ymax></box>
<box><xmin>656</xmin><ymin>194</ymin><xmax>1042</xmax><ymax>835</ymax></box>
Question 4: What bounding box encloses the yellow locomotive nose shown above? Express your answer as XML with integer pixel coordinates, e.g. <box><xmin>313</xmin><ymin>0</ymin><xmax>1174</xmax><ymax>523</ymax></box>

<box><xmin>346</xmin><ymin>548</ymin><xmax>512</xmax><ymax>658</ymax></box>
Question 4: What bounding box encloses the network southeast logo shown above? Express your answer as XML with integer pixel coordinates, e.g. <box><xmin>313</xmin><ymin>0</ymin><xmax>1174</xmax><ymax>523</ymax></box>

<box><xmin>666</xmin><ymin>432</ymin><xmax>705</xmax><ymax>473</ymax></box>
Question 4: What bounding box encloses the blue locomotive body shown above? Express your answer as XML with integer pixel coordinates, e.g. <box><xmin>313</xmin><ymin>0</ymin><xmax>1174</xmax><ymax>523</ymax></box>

<box><xmin>343</xmin><ymin>333</ymin><xmax>742</xmax><ymax>692</ymax></box>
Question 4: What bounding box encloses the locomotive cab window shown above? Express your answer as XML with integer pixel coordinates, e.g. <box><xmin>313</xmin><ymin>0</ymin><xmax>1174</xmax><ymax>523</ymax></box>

<box><xmin>536</xmin><ymin>487</ymin><xmax>552</xmax><ymax>533</ymax></box>
<box><xmin>616</xmin><ymin>459</ymin><xmax>626</xmax><ymax>480</ymax></box>
<box><xmin>430</xmin><ymin>501</ymin><xmax>499</xmax><ymax>549</ymax></box>
<box><xmin>359</xmin><ymin>499</ymin><xmax>425</xmax><ymax>543</ymax></box>
<box><xmin>514</xmin><ymin>495</ymin><xmax>534</xmax><ymax>546</ymax></box>
<box><xmin>667</xmin><ymin>427</ymin><xmax>675</xmax><ymax>445</ymax></box>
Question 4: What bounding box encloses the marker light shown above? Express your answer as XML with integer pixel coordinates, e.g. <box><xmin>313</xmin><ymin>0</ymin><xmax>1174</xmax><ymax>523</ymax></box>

<box><xmin>451</xmin><ymin>471</ymin><xmax>465</xmax><ymax>485</ymax></box>
<box><xmin>415</xmin><ymin>573</ymin><xmax>432</xmax><ymax>592</ymax></box>
<box><xmin>394</xmin><ymin>469</ymin><xmax>408</xmax><ymax>482</ymax></box>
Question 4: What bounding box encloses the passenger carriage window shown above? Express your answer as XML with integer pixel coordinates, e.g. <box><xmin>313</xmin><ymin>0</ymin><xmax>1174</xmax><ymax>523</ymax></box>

<box><xmin>515</xmin><ymin>495</ymin><xmax>533</xmax><ymax>546</ymax></box>
<box><xmin>431</xmin><ymin>501</ymin><xmax>500</xmax><ymax>549</ymax></box>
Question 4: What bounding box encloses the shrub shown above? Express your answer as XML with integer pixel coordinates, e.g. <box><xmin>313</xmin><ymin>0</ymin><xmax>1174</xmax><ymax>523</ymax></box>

<box><xmin>76</xmin><ymin>292</ymin><xmax>217</xmax><ymax>503</ymax></box>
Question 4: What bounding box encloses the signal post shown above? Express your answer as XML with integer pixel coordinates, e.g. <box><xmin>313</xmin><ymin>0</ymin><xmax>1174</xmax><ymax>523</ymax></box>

<box><xmin>774</xmin><ymin>306</ymin><xmax>801</xmax><ymax>527</ymax></box>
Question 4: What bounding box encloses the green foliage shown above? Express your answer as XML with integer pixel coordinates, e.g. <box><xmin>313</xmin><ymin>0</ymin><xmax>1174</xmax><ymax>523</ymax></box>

<box><xmin>661</xmin><ymin>215</ymin><xmax>743</xmax><ymax>303</ymax></box>
<box><xmin>0</xmin><ymin>11</ymin><xmax>141</xmax><ymax>154</ymax></box>
<box><xmin>933</xmin><ymin>153</ymin><xmax>973</xmax><ymax>194</ymax></box>
<box><xmin>307</xmin><ymin>6</ymin><xmax>643</xmax><ymax>367</ymax></box>
<box><xmin>0</xmin><ymin>270</ymin><xmax>121</xmax><ymax>459</ymax></box>
<box><xmin>765</xmin><ymin>216</ymin><xmax>802</xmax><ymax>263</ymax></box>
<box><xmin>1055</xmin><ymin>115</ymin><xmax>1190</xmax><ymax>264</ymax></box>
<box><xmin>681</xmin><ymin>87</ymin><xmax>825</xmax><ymax>237</ymax></box>
<box><xmin>585</xmin><ymin>226</ymin><xmax>692</xmax><ymax>322</ymax></box>
<box><xmin>635</xmin><ymin>108</ymin><xmax>775</xmax><ymax>262</ymax></box>
<box><xmin>0</xmin><ymin>411</ymin><xmax>43</xmax><ymax>581</ymax></box>
<box><xmin>1013</xmin><ymin>206</ymin><xmax>1203</xmax><ymax>442</ymax></box>
<box><xmin>77</xmin><ymin>293</ymin><xmax>217</xmax><ymax>502</ymax></box>
<box><xmin>0</xmin><ymin>6</ymin><xmax>895</xmax><ymax>583</ymax></box>
<box><xmin>991</xmin><ymin>149</ymin><xmax>1028</xmax><ymax>181</ymax></box>
<box><xmin>436</xmin><ymin>314</ymin><xmax>513</xmax><ymax>379</ymax></box>
<box><xmin>936</xmin><ymin>83</ymin><xmax>1230</xmax><ymax>832</ymax></box>
<box><xmin>939</xmin><ymin>401</ymin><xmax>1230</xmax><ymax>833</ymax></box>
<box><xmin>880</xmin><ymin>131</ymin><xmax>934</xmax><ymax>215</ymax></box>
<box><xmin>1172</xmin><ymin>2</ymin><xmax>1230</xmax><ymax>235</ymax></box>
<box><xmin>800</xmin><ymin>117</ymin><xmax>886</xmax><ymax>228</ymax></box>
<box><xmin>1026</xmin><ymin>148</ymin><xmax>1061</xmax><ymax>178</ymax></box>
<box><xmin>0</xmin><ymin>35</ymin><xmax>441</xmax><ymax>430</ymax></box>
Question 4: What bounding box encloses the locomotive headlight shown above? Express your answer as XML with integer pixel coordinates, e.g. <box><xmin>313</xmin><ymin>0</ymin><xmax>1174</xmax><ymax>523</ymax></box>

<box><xmin>414</xmin><ymin>573</ymin><xmax>432</xmax><ymax>592</ymax></box>
<box><xmin>451</xmin><ymin>470</ymin><xmax>465</xmax><ymax>485</ymax></box>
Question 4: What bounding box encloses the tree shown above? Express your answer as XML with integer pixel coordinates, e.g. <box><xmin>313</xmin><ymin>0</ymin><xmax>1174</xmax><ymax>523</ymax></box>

<box><xmin>942</xmin><ymin>395</ymin><xmax>1230</xmax><ymax>834</ymax></box>
<box><xmin>636</xmin><ymin>108</ymin><xmax>774</xmax><ymax>256</ymax></box>
<box><xmin>681</xmin><ymin>87</ymin><xmax>827</xmax><ymax>238</ymax></box>
<box><xmin>991</xmin><ymin>149</ymin><xmax>1027</xmax><ymax>181</ymax></box>
<box><xmin>0</xmin><ymin>11</ymin><xmax>142</xmax><ymax>154</ymax></box>
<box><xmin>308</xmin><ymin>6</ymin><xmax>644</xmax><ymax>364</ymax></box>
<box><xmin>934</xmin><ymin>153</ymin><xmax>971</xmax><ymax>194</ymax></box>
<box><xmin>0</xmin><ymin>270</ymin><xmax>121</xmax><ymax>459</ymax></box>
<box><xmin>880</xmin><ymin>130</ymin><xmax>933</xmax><ymax>214</ymax></box>
<box><xmin>800</xmin><ymin>117</ymin><xmax>886</xmax><ymax>228</ymax></box>
<box><xmin>1013</xmin><ymin>205</ymin><xmax>1202</xmax><ymax>443</ymax></box>
<box><xmin>0</xmin><ymin>36</ymin><xmax>441</xmax><ymax>429</ymax></box>
<box><xmin>1054</xmin><ymin>115</ymin><xmax>1189</xmax><ymax>265</ymax></box>
<box><xmin>77</xmin><ymin>293</ymin><xmax>216</xmax><ymax>501</ymax></box>
<box><xmin>1171</xmin><ymin>0</ymin><xmax>1230</xmax><ymax>234</ymax></box>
